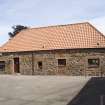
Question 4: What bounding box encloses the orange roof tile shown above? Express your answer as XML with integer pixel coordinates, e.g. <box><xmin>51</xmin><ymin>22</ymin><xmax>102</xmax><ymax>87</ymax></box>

<box><xmin>1</xmin><ymin>22</ymin><xmax>105</xmax><ymax>52</ymax></box>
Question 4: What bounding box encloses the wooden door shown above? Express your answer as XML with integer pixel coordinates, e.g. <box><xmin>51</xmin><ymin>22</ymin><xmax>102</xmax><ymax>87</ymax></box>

<box><xmin>14</xmin><ymin>58</ymin><xmax>20</xmax><ymax>73</ymax></box>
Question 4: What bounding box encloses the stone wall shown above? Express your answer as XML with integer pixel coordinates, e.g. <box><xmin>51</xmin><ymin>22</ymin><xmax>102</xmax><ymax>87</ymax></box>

<box><xmin>0</xmin><ymin>49</ymin><xmax>105</xmax><ymax>76</ymax></box>
<box><xmin>0</xmin><ymin>55</ymin><xmax>13</xmax><ymax>74</ymax></box>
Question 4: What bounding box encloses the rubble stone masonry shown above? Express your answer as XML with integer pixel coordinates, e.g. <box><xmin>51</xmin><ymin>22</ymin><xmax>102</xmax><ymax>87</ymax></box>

<box><xmin>0</xmin><ymin>49</ymin><xmax>105</xmax><ymax>76</ymax></box>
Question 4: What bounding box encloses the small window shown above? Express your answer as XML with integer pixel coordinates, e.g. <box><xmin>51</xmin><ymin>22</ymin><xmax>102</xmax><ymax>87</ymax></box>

<box><xmin>58</xmin><ymin>59</ymin><xmax>66</xmax><ymax>66</ymax></box>
<box><xmin>38</xmin><ymin>61</ymin><xmax>42</xmax><ymax>69</ymax></box>
<box><xmin>0</xmin><ymin>61</ymin><xmax>5</xmax><ymax>71</ymax></box>
<box><xmin>88</xmin><ymin>58</ymin><xmax>100</xmax><ymax>68</ymax></box>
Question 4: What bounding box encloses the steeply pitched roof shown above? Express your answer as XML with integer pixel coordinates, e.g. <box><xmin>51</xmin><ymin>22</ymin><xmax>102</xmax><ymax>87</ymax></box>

<box><xmin>1</xmin><ymin>22</ymin><xmax>105</xmax><ymax>52</ymax></box>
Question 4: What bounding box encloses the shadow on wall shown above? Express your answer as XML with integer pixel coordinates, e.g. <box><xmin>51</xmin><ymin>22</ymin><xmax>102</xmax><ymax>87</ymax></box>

<box><xmin>67</xmin><ymin>77</ymin><xmax>105</xmax><ymax>105</ymax></box>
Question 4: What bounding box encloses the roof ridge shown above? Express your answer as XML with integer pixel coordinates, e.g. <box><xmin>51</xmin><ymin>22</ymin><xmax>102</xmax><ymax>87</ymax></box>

<box><xmin>28</xmin><ymin>22</ymin><xmax>89</xmax><ymax>30</ymax></box>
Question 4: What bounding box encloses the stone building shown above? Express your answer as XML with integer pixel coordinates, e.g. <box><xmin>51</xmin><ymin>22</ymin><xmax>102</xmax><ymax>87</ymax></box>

<box><xmin>0</xmin><ymin>22</ymin><xmax>105</xmax><ymax>76</ymax></box>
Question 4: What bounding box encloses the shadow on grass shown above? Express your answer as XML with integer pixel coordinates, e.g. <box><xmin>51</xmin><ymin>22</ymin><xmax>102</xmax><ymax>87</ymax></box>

<box><xmin>67</xmin><ymin>77</ymin><xmax>105</xmax><ymax>105</ymax></box>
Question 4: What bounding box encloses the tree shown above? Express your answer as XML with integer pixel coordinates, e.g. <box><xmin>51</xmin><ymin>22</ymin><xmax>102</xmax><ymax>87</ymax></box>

<box><xmin>8</xmin><ymin>25</ymin><xmax>28</xmax><ymax>38</ymax></box>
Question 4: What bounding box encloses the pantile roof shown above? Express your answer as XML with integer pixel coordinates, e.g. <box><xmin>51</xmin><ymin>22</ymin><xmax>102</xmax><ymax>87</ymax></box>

<box><xmin>1</xmin><ymin>22</ymin><xmax>105</xmax><ymax>52</ymax></box>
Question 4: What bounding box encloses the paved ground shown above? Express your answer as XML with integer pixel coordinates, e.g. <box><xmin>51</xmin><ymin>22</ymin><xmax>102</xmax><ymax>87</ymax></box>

<box><xmin>0</xmin><ymin>75</ymin><xmax>90</xmax><ymax>105</ymax></box>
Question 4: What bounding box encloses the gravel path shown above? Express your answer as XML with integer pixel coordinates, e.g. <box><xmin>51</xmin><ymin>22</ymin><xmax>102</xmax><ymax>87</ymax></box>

<box><xmin>0</xmin><ymin>75</ymin><xmax>90</xmax><ymax>105</ymax></box>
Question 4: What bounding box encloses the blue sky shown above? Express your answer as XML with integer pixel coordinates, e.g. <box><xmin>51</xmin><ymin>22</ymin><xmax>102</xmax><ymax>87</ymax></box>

<box><xmin>0</xmin><ymin>0</ymin><xmax>105</xmax><ymax>45</ymax></box>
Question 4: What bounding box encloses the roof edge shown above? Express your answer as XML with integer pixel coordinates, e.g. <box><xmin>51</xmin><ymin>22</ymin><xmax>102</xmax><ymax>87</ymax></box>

<box><xmin>1</xmin><ymin>47</ymin><xmax>105</xmax><ymax>53</ymax></box>
<box><xmin>87</xmin><ymin>22</ymin><xmax>105</xmax><ymax>38</ymax></box>
<box><xmin>29</xmin><ymin>22</ymin><xmax>90</xmax><ymax>30</ymax></box>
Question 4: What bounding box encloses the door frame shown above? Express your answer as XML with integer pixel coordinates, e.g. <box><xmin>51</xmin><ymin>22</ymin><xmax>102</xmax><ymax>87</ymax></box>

<box><xmin>13</xmin><ymin>57</ymin><xmax>20</xmax><ymax>73</ymax></box>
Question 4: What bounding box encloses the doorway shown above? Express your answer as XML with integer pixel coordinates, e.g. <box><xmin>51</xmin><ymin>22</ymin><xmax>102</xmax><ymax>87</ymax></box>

<box><xmin>14</xmin><ymin>58</ymin><xmax>20</xmax><ymax>73</ymax></box>
<box><xmin>0</xmin><ymin>61</ymin><xmax>5</xmax><ymax>71</ymax></box>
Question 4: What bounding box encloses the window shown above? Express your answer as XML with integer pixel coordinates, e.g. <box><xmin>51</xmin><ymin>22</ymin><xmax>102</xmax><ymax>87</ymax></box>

<box><xmin>88</xmin><ymin>58</ymin><xmax>100</xmax><ymax>68</ymax></box>
<box><xmin>58</xmin><ymin>59</ymin><xmax>66</xmax><ymax>66</ymax></box>
<box><xmin>38</xmin><ymin>61</ymin><xmax>42</xmax><ymax>69</ymax></box>
<box><xmin>0</xmin><ymin>61</ymin><xmax>5</xmax><ymax>71</ymax></box>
